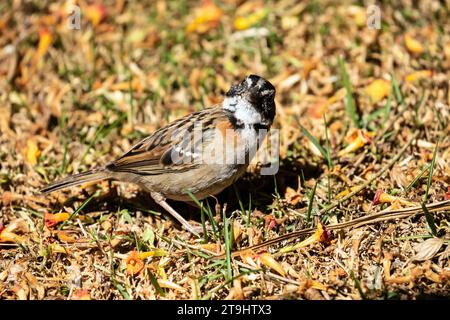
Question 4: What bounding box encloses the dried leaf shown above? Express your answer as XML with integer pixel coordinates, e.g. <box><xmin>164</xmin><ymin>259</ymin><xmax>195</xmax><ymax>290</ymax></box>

<box><xmin>233</xmin><ymin>220</ymin><xmax>243</xmax><ymax>241</ymax></box>
<box><xmin>49</xmin><ymin>243</ymin><xmax>69</xmax><ymax>254</ymax></box>
<box><xmin>285</xmin><ymin>187</ymin><xmax>302</xmax><ymax>206</ymax></box>
<box><xmin>198</xmin><ymin>243</ymin><xmax>221</xmax><ymax>253</ymax></box>
<box><xmin>3</xmin><ymin>218</ymin><xmax>29</xmax><ymax>234</ymax></box>
<box><xmin>225</xmin><ymin>278</ymin><xmax>244</xmax><ymax>299</ymax></box>
<box><xmin>11</xmin><ymin>281</ymin><xmax>29</xmax><ymax>300</ymax></box>
<box><xmin>24</xmin><ymin>272</ymin><xmax>45</xmax><ymax>299</ymax></box>
<box><xmin>412</xmin><ymin>238</ymin><xmax>444</xmax><ymax>261</ymax></box>
<box><xmin>157</xmin><ymin>279</ymin><xmax>186</xmax><ymax>292</ymax></box>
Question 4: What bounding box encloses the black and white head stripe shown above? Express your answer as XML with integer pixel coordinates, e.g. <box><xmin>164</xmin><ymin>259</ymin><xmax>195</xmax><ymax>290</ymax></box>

<box><xmin>223</xmin><ymin>75</ymin><xmax>276</xmax><ymax>128</ymax></box>
<box><xmin>227</xmin><ymin>75</ymin><xmax>275</xmax><ymax>98</ymax></box>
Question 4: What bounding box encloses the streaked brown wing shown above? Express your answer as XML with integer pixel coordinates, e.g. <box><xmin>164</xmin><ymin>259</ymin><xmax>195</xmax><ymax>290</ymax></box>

<box><xmin>106</xmin><ymin>106</ymin><xmax>228</xmax><ymax>175</ymax></box>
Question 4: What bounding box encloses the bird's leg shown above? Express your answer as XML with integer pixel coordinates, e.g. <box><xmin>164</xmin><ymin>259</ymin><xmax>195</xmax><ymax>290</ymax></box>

<box><xmin>151</xmin><ymin>192</ymin><xmax>200</xmax><ymax>237</ymax></box>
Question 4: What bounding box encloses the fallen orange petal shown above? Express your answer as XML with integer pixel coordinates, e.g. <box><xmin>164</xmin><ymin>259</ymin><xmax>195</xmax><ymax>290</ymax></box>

<box><xmin>317</xmin><ymin>222</ymin><xmax>333</xmax><ymax>246</ymax></box>
<box><xmin>56</xmin><ymin>231</ymin><xmax>77</xmax><ymax>243</ymax></box>
<box><xmin>234</xmin><ymin>9</ymin><xmax>268</xmax><ymax>30</ymax></box>
<box><xmin>404</xmin><ymin>34</ymin><xmax>425</xmax><ymax>55</ymax></box>
<box><xmin>85</xmin><ymin>4</ymin><xmax>107</xmax><ymax>27</ymax></box>
<box><xmin>302</xmin><ymin>59</ymin><xmax>318</xmax><ymax>79</ymax></box>
<box><xmin>126</xmin><ymin>251</ymin><xmax>144</xmax><ymax>276</ymax></box>
<box><xmin>303</xmin><ymin>278</ymin><xmax>328</xmax><ymax>291</ymax></box>
<box><xmin>239</xmin><ymin>250</ymin><xmax>258</xmax><ymax>268</ymax></box>
<box><xmin>25</xmin><ymin>140</ymin><xmax>40</xmax><ymax>165</ymax></box>
<box><xmin>279</xmin><ymin>222</ymin><xmax>333</xmax><ymax>253</ymax></box>
<box><xmin>372</xmin><ymin>190</ymin><xmax>416</xmax><ymax>206</ymax></box>
<box><xmin>337</xmin><ymin>129</ymin><xmax>372</xmax><ymax>157</ymax></box>
<box><xmin>308</xmin><ymin>99</ymin><xmax>329</xmax><ymax>119</ymax></box>
<box><xmin>365</xmin><ymin>79</ymin><xmax>391</xmax><ymax>103</ymax></box>
<box><xmin>0</xmin><ymin>230</ymin><xmax>25</xmax><ymax>243</ymax></box>
<box><xmin>405</xmin><ymin>70</ymin><xmax>432</xmax><ymax>83</ymax></box>
<box><xmin>186</xmin><ymin>0</ymin><xmax>223</xmax><ymax>34</ymax></box>
<box><xmin>372</xmin><ymin>189</ymin><xmax>384</xmax><ymax>205</ymax></box>
<box><xmin>71</xmin><ymin>289</ymin><xmax>91</xmax><ymax>300</ymax></box>
<box><xmin>45</xmin><ymin>212</ymin><xmax>71</xmax><ymax>228</ymax></box>
<box><xmin>258</xmin><ymin>252</ymin><xmax>286</xmax><ymax>276</ymax></box>
<box><xmin>347</xmin><ymin>5</ymin><xmax>366</xmax><ymax>27</ymax></box>
<box><xmin>138</xmin><ymin>249</ymin><xmax>168</xmax><ymax>260</ymax></box>
<box><xmin>308</xmin><ymin>88</ymin><xmax>346</xmax><ymax>119</ymax></box>
<box><xmin>335</xmin><ymin>186</ymin><xmax>360</xmax><ymax>200</ymax></box>
<box><xmin>36</xmin><ymin>28</ymin><xmax>53</xmax><ymax>60</ymax></box>
<box><xmin>444</xmin><ymin>187</ymin><xmax>450</xmax><ymax>200</ymax></box>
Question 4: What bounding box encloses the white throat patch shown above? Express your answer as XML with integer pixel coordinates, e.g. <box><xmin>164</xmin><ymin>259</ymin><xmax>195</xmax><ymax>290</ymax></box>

<box><xmin>223</xmin><ymin>96</ymin><xmax>262</xmax><ymax>125</ymax></box>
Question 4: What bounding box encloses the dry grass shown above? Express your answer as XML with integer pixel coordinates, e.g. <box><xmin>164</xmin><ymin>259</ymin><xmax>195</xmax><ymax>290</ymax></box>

<box><xmin>0</xmin><ymin>0</ymin><xmax>449</xmax><ymax>300</ymax></box>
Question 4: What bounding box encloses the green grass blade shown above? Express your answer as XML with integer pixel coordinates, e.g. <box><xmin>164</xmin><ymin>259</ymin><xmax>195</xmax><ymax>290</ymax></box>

<box><xmin>205</xmin><ymin>200</ymin><xmax>219</xmax><ymax>240</ymax></box>
<box><xmin>382</xmin><ymin>94</ymin><xmax>392</xmax><ymax>126</ymax></box>
<box><xmin>391</xmin><ymin>74</ymin><xmax>404</xmax><ymax>107</ymax></box>
<box><xmin>233</xmin><ymin>185</ymin><xmax>247</xmax><ymax>222</ymax></box>
<box><xmin>420</xmin><ymin>203</ymin><xmax>437</xmax><ymax>237</ymax></box>
<box><xmin>424</xmin><ymin>142</ymin><xmax>438</xmax><ymax>202</ymax></box>
<box><xmin>300</xmin><ymin>124</ymin><xmax>328</xmax><ymax>161</ymax></box>
<box><xmin>305</xmin><ymin>180</ymin><xmax>318</xmax><ymax>226</ymax></box>
<box><xmin>421</xmin><ymin>142</ymin><xmax>439</xmax><ymax>236</ymax></box>
<box><xmin>148</xmin><ymin>270</ymin><xmax>165</xmax><ymax>297</ymax></box>
<box><xmin>187</xmin><ymin>191</ymin><xmax>218</xmax><ymax>240</ymax></box>
<box><xmin>113</xmin><ymin>282</ymin><xmax>131</xmax><ymax>300</ymax></box>
<box><xmin>338</xmin><ymin>56</ymin><xmax>360</xmax><ymax>128</ymax></box>
<box><xmin>200</xmin><ymin>202</ymin><xmax>208</xmax><ymax>242</ymax></box>
<box><xmin>323</xmin><ymin>114</ymin><xmax>333</xmax><ymax>168</ymax></box>
<box><xmin>58</xmin><ymin>190</ymin><xmax>100</xmax><ymax>230</ymax></box>
<box><xmin>350</xmin><ymin>270</ymin><xmax>366</xmax><ymax>299</ymax></box>
<box><xmin>405</xmin><ymin>165</ymin><xmax>428</xmax><ymax>192</ymax></box>
<box><xmin>223</xmin><ymin>210</ymin><xmax>233</xmax><ymax>282</ymax></box>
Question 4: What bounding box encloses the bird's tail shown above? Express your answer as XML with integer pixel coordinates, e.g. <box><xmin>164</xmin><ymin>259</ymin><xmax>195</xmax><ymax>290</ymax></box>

<box><xmin>40</xmin><ymin>169</ymin><xmax>109</xmax><ymax>194</ymax></box>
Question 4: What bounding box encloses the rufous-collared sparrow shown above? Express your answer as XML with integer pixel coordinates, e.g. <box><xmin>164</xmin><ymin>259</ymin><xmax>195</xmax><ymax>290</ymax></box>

<box><xmin>41</xmin><ymin>75</ymin><xmax>276</xmax><ymax>235</ymax></box>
